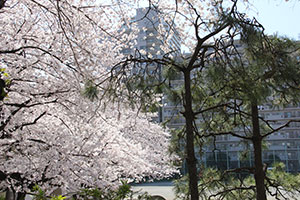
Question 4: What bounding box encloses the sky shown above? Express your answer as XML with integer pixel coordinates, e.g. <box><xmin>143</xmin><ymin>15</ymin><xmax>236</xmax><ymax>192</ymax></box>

<box><xmin>245</xmin><ymin>0</ymin><xmax>300</xmax><ymax>40</ymax></box>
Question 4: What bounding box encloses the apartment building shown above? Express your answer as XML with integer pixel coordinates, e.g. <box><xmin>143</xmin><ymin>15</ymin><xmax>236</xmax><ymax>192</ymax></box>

<box><xmin>161</xmin><ymin>70</ymin><xmax>300</xmax><ymax>174</ymax></box>
<box><xmin>163</xmin><ymin>83</ymin><xmax>300</xmax><ymax>173</ymax></box>
<box><xmin>121</xmin><ymin>7</ymin><xmax>181</xmax><ymax>122</ymax></box>
<box><xmin>122</xmin><ymin>7</ymin><xmax>181</xmax><ymax>57</ymax></box>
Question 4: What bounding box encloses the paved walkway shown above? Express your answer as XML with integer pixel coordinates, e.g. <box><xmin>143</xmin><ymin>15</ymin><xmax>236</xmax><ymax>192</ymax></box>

<box><xmin>132</xmin><ymin>181</ymin><xmax>175</xmax><ymax>200</ymax></box>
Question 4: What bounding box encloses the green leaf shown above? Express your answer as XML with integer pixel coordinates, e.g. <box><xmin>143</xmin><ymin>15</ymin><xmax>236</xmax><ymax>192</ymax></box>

<box><xmin>81</xmin><ymin>80</ymin><xmax>99</xmax><ymax>101</ymax></box>
<box><xmin>51</xmin><ymin>195</ymin><xmax>66</xmax><ymax>200</ymax></box>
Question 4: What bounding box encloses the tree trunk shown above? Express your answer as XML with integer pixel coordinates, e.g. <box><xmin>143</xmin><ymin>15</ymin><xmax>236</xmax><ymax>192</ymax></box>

<box><xmin>183</xmin><ymin>70</ymin><xmax>199</xmax><ymax>200</ymax></box>
<box><xmin>5</xmin><ymin>189</ymin><xmax>15</xmax><ymax>200</ymax></box>
<box><xmin>16</xmin><ymin>192</ymin><xmax>25</xmax><ymax>200</ymax></box>
<box><xmin>5</xmin><ymin>188</ymin><xmax>26</xmax><ymax>200</ymax></box>
<box><xmin>251</xmin><ymin>102</ymin><xmax>267</xmax><ymax>200</ymax></box>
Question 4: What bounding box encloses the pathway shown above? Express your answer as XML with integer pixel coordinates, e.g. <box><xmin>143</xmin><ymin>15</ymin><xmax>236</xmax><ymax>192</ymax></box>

<box><xmin>132</xmin><ymin>181</ymin><xmax>175</xmax><ymax>200</ymax></box>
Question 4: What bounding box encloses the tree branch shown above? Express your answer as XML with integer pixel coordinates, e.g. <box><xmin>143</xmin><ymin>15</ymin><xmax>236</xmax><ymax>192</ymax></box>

<box><xmin>0</xmin><ymin>46</ymin><xmax>77</xmax><ymax>72</ymax></box>
<box><xmin>262</xmin><ymin>119</ymin><xmax>300</xmax><ymax>138</ymax></box>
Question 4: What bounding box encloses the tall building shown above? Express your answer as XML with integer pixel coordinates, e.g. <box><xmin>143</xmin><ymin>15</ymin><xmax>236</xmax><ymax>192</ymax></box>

<box><xmin>122</xmin><ymin>7</ymin><xmax>181</xmax><ymax>58</ymax></box>
<box><xmin>122</xmin><ymin>7</ymin><xmax>181</xmax><ymax>122</ymax></box>
<box><xmin>134</xmin><ymin>8</ymin><xmax>181</xmax><ymax>56</ymax></box>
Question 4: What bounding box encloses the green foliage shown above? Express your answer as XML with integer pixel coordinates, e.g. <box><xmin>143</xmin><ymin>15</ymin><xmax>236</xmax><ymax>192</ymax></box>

<box><xmin>174</xmin><ymin>168</ymin><xmax>257</xmax><ymax>200</ymax></box>
<box><xmin>77</xmin><ymin>181</ymin><xmax>134</xmax><ymax>200</ymax></box>
<box><xmin>81</xmin><ymin>80</ymin><xmax>99</xmax><ymax>101</ymax></box>
<box><xmin>30</xmin><ymin>182</ymin><xmax>151</xmax><ymax>200</ymax></box>
<box><xmin>169</xmin><ymin>128</ymin><xmax>185</xmax><ymax>159</ymax></box>
<box><xmin>198</xmin><ymin>34</ymin><xmax>300</xmax><ymax>199</ymax></box>
<box><xmin>0</xmin><ymin>67</ymin><xmax>9</xmax><ymax>101</ymax></box>
<box><xmin>32</xmin><ymin>185</ymin><xmax>47</xmax><ymax>200</ymax></box>
<box><xmin>134</xmin><ymin>192</ymin><xmax>164</xmax><ymax>200</ymax></box>
<box><xmin>50</xmin><ymin>195</ymin><xmax>66</xmax><ymax>200</ymax></box>
<box><xmin>173</xmin><ymin>164</ymin><xmax>300</xmax><ymax>199</ymax></box>
<box><xmin>0</xmin><ymin>68</ymin><xmax>8</xmax><ymax>77</ymax></box>
<box><xmin>114</xmin><ymin>181</ymin><xmax>132</xmax><ymax>200</ymax></box>
<box><xmin>266</xmin><ymin>163</ymin><xmax>300</xmax><ymax>199</ymax></box>
<box><xmin>162</xmin><ymin>65</ymin><xmax>181</xmax><ymax>81</ymax></box>
<box><xmin>78</xmin><ymin>188</ymin><xmax>105</xmax><ymax>200</ymax></box>
<box><xmin>244</xmin><ymin>35</ymin><xmax>300</xmax><ymax>105</ymax></box>
<box><xmin>164</xmin><ymin>89</ymin><xmax>182</xmax><ymax>106</ymax></box>
<box><xmin>165</xmin><ymin>32</ymin><xmax>300</xmax><ymax>199</ymax></box>
<box><xmin>161</xmin><ymin>64</ymin><xmax>184</xmax><ymax>106</ymax></box>
<box><xmin>206</xmin><ymin>34</ymin><xmax>300</xmax><ymax>109</ymax></box>
<box><xmin>0</xmin><ymin>193</ymin><xmax>5</xmax><ymax>200</ymax></box>
<box><xmin>173</xmin><ymin>175</ymin><xmax>189</xmax><ymax>200</ymax></box>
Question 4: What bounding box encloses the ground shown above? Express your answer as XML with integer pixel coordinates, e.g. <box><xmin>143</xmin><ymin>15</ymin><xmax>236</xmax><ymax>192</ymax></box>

<box><xmin>132</xmin><ymin>181</ymin><xmax>175</xmax><ymax>200</ymax></box>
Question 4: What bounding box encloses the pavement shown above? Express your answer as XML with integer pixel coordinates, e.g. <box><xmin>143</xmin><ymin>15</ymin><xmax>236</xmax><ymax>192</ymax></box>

<box><xmin>132</xmin><ymin>181</ymin><xmax>176</xmax><ymax>200</ymax></box>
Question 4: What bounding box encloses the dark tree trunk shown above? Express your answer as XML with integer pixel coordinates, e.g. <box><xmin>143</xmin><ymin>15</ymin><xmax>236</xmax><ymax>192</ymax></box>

<box><xmin>5</xmin><ymin>188</ymin><xmax>26</xmax><ymax>200</ymax></box>
<box><xmin>183</xmin><ymin>70</ymin><xmax>199</xmax><ymax>200</ymax></box>
<box><xmin>251</xmin><ymin>102</ymin><xmax>267</xmax><ymax>200</ymax></box>
<box><xmin>16</xmin><ymin>192</ymin><xmax>25</xmax><ymax>200</ymax></box>
<box><xmin>0</xmin><ymin>0</ymin><xmax>6</xmax><ymax>10</ymax></box>
<box><xmin>5</xmin><ymin>189</ymin><xmax>14</xmax><ymax>200</ymax></box>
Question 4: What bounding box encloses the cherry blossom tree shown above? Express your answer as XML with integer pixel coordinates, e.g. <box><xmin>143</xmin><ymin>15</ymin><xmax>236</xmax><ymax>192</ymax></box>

<box><xmin>1</xmin><ymin>93</ymin><xmax>176</xmax><ymax>194</ymax></box>
<box><xmin>0</xmin><ymin>0</ymin><xmax>177</xmax><ymax>197</ymax></box>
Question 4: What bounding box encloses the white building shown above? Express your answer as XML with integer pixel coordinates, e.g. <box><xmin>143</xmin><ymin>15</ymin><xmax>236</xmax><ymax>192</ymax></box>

<box><xmin>122</xmin><ymin>7</ymin><xmax>181</xmax><ymax>122</ymax></box>
<box><xmin>122</xmin><ymin>7</ymin><xmax>181</xmax><ymax>57</ymax></box>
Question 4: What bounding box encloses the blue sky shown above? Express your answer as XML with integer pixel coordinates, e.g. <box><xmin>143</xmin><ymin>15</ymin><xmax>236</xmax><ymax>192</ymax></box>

<box><xmin>245</xmin><ymin>0</ymin><xmax>300</xmax><ymax>40</ymax></box>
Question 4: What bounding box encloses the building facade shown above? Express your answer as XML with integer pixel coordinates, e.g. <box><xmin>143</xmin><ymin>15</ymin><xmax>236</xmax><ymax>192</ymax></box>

<box><xmin>122</xmin><ymin>7</ymin><xmax>181</xmax><ymax>57</ymax></box>
<box><xmin>161</xmin><ymin>75</ymin><xmax>300</xmax><ymax>173</ymax></box>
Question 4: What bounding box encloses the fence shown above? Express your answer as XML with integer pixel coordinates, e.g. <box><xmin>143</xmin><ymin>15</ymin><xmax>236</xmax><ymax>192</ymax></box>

<box><xmin>199</xmin><ymin>148</ymin><xmax>300</xmax><ymax>173</ymax></box>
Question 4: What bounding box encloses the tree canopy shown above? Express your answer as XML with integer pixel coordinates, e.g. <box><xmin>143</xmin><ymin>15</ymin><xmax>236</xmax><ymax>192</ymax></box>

<box><xmin>0</xmin><ymin>0</ymin><xmax>177</xmax><ymax>196</ymax></box>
